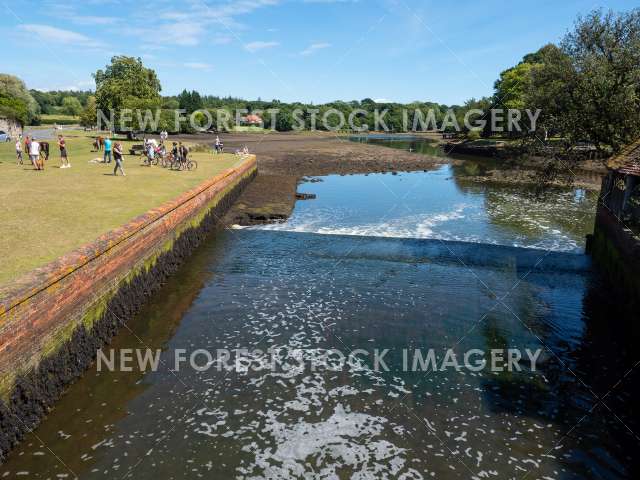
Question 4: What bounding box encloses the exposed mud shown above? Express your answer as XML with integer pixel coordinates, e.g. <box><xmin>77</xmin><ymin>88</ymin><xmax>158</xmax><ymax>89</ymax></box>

<box><xmin>176</xmin><ymin>132</ymin><xmax>447</xmax><ymax>176</ymax></box>
<box><xmin>0</xmin><ymin>171</ymin><xmax>255</xmax><ymax>463</ymax></box>
<box><xmin>223</xmin><ymin>174</ymin><xmax>297</xmax><ymax>225</ymax></box>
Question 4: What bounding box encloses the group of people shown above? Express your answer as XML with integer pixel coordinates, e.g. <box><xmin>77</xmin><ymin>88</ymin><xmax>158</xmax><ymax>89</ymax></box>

<box><xmin>14</xmin><ymin>130</ymin><xmax>226</xmax><ymax>177</ymax></box>
<box><xmin>170</xmin><ymin>141</ymin><xmax>190</xmax><ymax>165</ymax></box>
<box><xmin>142</xmin><ymin>136</ymin><xmax>190</xmax><ymax>167</ymax></box>
<box><xmin>15</xmin><ymin>135</ymin><xmax>69</xmax><ymax>170</ymax></box>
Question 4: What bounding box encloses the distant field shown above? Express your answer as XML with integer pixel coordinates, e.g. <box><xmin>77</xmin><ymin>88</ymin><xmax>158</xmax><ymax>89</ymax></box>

<box><xmin>231</xmin><ymin>126</ymin><xmax>270</xmax><ymax>133</ymax></box>
<box><xmin>0</xmin><ymin>131</ymin><xmax>240</xmax><ymax>284</ymax></box>
<box><xmin>38</xmin><ymin>114</ymin><xmax>81</xmax><ymax>125</ymax></box>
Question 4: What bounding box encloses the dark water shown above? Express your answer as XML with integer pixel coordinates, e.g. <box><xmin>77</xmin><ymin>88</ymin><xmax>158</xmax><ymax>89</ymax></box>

<box><xmin>2</xmin><ymin>172</ymin><xmax>638</xmax><ymax>479</ymax></box>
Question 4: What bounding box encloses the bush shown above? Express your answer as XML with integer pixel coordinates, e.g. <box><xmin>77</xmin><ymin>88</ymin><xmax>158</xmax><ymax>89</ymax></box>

<box><xmin>466</xmin><ymin>129</ymin><xmax>481</xmax><ymax>141</ymax></box>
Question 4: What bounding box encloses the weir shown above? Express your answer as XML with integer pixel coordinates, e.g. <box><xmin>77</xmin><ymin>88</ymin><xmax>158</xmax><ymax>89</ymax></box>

<box><xmin>1</xmin><ymin>228</ymin><xmax>635</xmax><ymax>478</ymax></box>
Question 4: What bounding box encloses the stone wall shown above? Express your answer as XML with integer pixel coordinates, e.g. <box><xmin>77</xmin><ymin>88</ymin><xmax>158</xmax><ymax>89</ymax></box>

<box><xmin>587</xmin><ymin>193</ymin><xmax>640</xmax><ymax>337</ymax></box>
<box><xmin>0</xmin><ymin>117</ymin><xmax>22</xmax><ymax>139</ymax></box>
<box><xmin>0</xmin><ymin>156</ymin><xmax>257</xmax><ymax>461</ymax></box>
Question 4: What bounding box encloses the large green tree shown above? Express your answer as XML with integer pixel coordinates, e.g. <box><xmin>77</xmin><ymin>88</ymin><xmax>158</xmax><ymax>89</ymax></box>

<box><xmin>562</xmin><ymin>8</ymin><xmax>640</xmax><ymax>151</ymax></box>
<box><xmin>94</xmin><ymin>56</ymin><xmax>162</xmax><ymax>131</ymax></box>
<box><xmin>528</xmin><ymin>9</ymin><xmax>640</xmax><ymax>151</ymax></box>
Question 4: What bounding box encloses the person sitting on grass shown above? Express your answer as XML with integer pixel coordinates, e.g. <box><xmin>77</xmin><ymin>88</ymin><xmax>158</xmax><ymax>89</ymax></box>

<box><xmin>58</xmin><ymin>135</ymin><xmax>70</xmax><ymax>169</ymax></box>
<box><xmin>103</xmin><ymin>137</ymin><xmax>112</xmax><ymax>163</ymax></box>
<box><xmin>113</xmin><ymin>143</ymin><xmax>125</xmax><ymax>176</ymax></box>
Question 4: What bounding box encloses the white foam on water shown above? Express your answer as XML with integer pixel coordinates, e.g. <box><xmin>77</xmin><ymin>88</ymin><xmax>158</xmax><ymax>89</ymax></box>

<box><xmin>239</xmin><ymin>405</ymin><xmax>423</xmax><ymax>480</ymax></box>
<box><xmin>254</xmin><ymin>205</ymin><xmax>469</xmax><ymax>241</ymax></box>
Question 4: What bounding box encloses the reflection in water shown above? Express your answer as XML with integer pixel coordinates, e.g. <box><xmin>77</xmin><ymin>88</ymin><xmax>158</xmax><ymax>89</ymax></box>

<box><xmin>3</xmin><ymin>232</ymin><xmax>637</xmax><ymax>479</ymax></box>
<box><xmin>257</xmin><ymin>169</ymin><xmax>598</xmax><ymax>252</ymax></box>
<box><xmin>349</xmin><ymin>135</ymin><xmax>447</xmax><ymax>158</ymax></box>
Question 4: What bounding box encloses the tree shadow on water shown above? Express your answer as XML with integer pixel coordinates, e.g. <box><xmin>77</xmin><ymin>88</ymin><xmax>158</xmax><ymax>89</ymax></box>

<box><xmin>479</xmin><ymin>278</ymin><xmax>640</xmax><ymax>479</ymax></box>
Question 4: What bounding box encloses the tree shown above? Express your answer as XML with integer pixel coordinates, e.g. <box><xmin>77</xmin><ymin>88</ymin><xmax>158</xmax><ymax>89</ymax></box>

<box><xmin>62</xmin><ymin>96</ymin><xmax>83</xmax><ymax>116</ymax></box>
<box><xmin>560</xmin><ymin>8</ymin><xmax>640</xmax><ymax>151</ymax></box>
<box><xmin>527</xmin><ymin>44</ymin><xmax>578</xmax><ymax>141</ymax></box>
<box><xmin>494</xmin><ymin>62</ymin><xmax>534</xmax><ymax>110</ymax></box>
<box><xmin>527</xmin><ymin>9</ymin><xmax>640</xmax><ymax>152</ymax></box>
<box><xmin>94</xmin><ymin>56</ymin><xmax>161</xmax><ymax>131</ymax></box>
<box><xmin>80</xmin><ymin>96</ymin><xmax>97</xmax><ymax>127</ymax></box>
<box><xmin>177</xmin><ymin>89</ymin><xmax>203</xmax><ymax>113</ymax></box>
<box><xmin>0</xmin><ymin>73</ymin><xmax>39</xmax><ymax>125</ymax></box>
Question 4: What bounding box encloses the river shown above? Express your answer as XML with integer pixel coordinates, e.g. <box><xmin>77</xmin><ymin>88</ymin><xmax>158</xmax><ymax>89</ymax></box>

<box><xmin>2</xmin><ymin>146</ymin><xmax>638</xmax><ymax>479</ymax></box>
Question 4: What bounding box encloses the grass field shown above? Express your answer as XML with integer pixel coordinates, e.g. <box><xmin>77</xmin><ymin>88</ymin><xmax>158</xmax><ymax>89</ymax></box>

<box><xmin>38</xmin><ymin>114</ymin><xmax>80</xmax><ymax>125</ymax></box>
<box><xmin>0</xmin><ymin>131</ymin><xmax>241</xmax><ymax>284</ymax></box>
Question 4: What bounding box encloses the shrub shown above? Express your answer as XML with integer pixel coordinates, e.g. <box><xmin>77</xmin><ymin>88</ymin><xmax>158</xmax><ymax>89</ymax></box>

<box><xmin>466</xmin><ymin>129</ymin><xmax>481</xmax><ymax>141</ymax></box>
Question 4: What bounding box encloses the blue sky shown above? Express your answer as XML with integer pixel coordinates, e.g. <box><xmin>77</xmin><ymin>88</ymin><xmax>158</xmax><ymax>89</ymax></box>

<box><xmin>2</xmin><ymin>0</ymin><xmax>637</xmax><ymax>105</ymax></box>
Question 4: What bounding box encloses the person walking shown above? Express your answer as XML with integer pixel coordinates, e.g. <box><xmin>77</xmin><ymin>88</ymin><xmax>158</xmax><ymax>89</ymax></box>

<box><xmin>113</xmin><ymin>142</ymin><xmax>125</xmax><ymax>176</ymax></box>
<box><xmin>15</xmin><ymin>138</ymin><xmax>23</xmax><ymax>164</ymax></box>
<box><xmin>29</xmin><ymin>138</ymin><xmax>41</xmax><ymax>170</ymax></box>
<box><xmin>58</xmin><ymin>135</ymin><xmax>70</xmax><ymax>168</ymax></box>
<box><xmin>103</xmin><ymin>137</ymin><xmax>112</xmax><ymax>163</ymax></box>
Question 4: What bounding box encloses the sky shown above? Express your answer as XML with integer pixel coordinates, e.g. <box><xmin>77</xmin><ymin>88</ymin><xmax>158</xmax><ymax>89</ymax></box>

<box><xmin>1</xmin><ymin>0</ymin><xmax>638</xmax><ymax>105</ymax></box>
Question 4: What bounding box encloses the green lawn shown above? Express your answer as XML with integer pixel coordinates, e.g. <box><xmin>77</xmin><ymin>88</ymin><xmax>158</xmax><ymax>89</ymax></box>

<box><xmin>38</xmin><ymin>114</ymin><xmax>81</xmax><ymax>125</ymax></box>
<box><xmin>0</xmin><ymin>132</ymin><xmax>240</xmax><ymax>284</ymax></box>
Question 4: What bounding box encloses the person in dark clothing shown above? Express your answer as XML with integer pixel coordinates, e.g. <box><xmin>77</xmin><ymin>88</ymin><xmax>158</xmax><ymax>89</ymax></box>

<box><xmin>113</xmin><ymin>143</ymin><xmax>125</xmax><ymax>176</ymax></box>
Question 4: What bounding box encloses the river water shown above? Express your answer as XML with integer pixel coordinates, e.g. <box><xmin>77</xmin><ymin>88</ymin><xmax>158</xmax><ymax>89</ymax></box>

<box><xmin>2</xmin><ymin>149</ymin><xmax>638</xmax><ymax>479</ymax></box>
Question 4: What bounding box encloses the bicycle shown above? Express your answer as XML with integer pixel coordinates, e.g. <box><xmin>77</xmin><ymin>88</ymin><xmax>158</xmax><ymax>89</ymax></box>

<box><xmin>170</xmin><ymin>155</ymin><xmax>197</xmax><ymax>171</ymax></box>
<box><xmin>140</xmin><ymin>151</ymin><xmax>158</xmax><ymax>166</ymax></box>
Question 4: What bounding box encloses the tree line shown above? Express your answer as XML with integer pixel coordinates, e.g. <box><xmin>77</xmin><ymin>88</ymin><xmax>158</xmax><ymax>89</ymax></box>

<box><xmin>1</xmin><ymin>8</ymin><xmax>637</xmax><ymax>153</ymax></box>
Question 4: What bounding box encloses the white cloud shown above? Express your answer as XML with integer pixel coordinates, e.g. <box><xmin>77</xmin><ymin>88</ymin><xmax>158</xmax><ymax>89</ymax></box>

<box><xmin>183</xmin><ymin>62</ymin><xmax>213</xmax><ymax>70</ymax></box>
<box><xmin>244</xmin><ymin>41</ymin><xmax>279</xmax><ymax>52</ymax></box>
<box><xmin>150</xmin><ymin>0</ymin><xmax>282</xmax><ymax>46</ymax></box>
<box><xmin>70</xmin><ymin>15</ymin><xmax>117</xmax><ymax>25</ymax></box>
<box><xmin>125</xmin><ymin>21</ymin><xmax>205</xmax><ymax>46</ymax></box>
<box><xmin>34</xmin><ymin>79</ymin><xmax>95</xmax><ymax>91</ymax></box>
<box><xmin>300</xmin><ymin>42</ymin><xmax>331</xmax><ymax>56</ymax></box>
<box><xmin>212</xmin><ymin>35</ymin><xmax>233</xmax><ymax>45</ymax></box>
<box><xmin>18</xmin><ymin>24</ymin><xmax>104</xmax><ymax>48</ymax></box>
